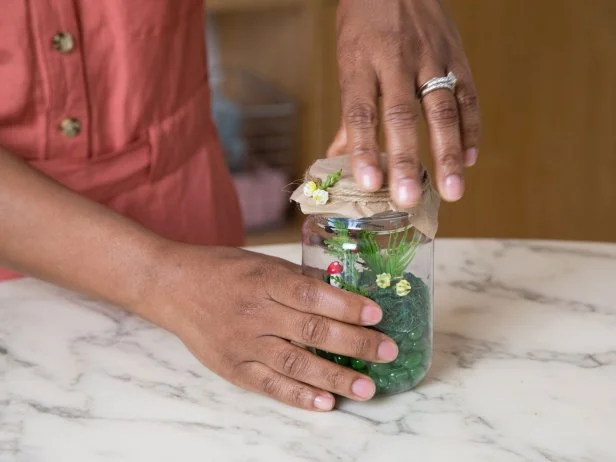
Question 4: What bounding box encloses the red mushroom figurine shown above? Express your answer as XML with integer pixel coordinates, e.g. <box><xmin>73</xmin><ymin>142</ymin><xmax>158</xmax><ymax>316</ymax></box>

<box><xmin>327</xmin><ymin>261</ymin><xmax>343</xmax><ymax>288</ymax></box>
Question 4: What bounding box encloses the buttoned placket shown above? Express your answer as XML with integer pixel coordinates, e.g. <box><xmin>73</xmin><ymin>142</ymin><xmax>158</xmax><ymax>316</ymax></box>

<box><xmin>30</xmin><ymin>0</ymin><xmax>90</xmax><ymax>159</ymax></box>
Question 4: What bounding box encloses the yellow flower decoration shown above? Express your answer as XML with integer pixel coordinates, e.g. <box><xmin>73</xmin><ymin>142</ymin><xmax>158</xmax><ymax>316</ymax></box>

<box><xmin>312</xmin><ymin>189</ymin><xmax>329</xmax><ymax>205</ymax></box>
<box><xmin>303</xmin><ymin>181</ymin><xmax>318</xmax><ymax>198</ymax></box>
<box><xmin>395</xmin><ymin>279</ymin><xmax>412</xmax><ymax>297</ymax></box>
<box><xmin>303</xmin><ymin>169</ymin><xmax>341</xmax><ymax>206</ymax></box>
<box><xmin>376</xmin><ymin>273</ymin><xmax>392</xmax><ymax>289</ymax></box>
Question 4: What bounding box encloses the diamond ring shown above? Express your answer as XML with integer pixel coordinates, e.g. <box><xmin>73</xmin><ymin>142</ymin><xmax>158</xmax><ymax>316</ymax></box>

<box><xmin>417</xmin><ymin>72</ymin><xmax>457</xmax><ymax>100</ymax></box>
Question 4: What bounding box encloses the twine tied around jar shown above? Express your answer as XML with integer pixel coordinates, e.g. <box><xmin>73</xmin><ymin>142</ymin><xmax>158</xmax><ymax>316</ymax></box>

<box><xmin>290</xmin><ymin>153</ymin><xmax>440</xmax><ymax>239</ymax></box>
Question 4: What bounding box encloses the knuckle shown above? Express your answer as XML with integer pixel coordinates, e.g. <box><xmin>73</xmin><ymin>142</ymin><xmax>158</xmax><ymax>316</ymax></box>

<box><xmin>427</xmin><ymin>99</ymin><xmax>459</xmax><ymax>127</ymax></box>
<box><xmin>458</xmin><ymin>92</ymin><xmax>479</xmax><ymax>113</ymax></box>
<box><xmin>390</xmin><ymin>156</ymin><xmax>420</xmax><ymax>174</ymax></box>
<box><xmin>278</xmin><ymin>348</ymin><xmax>309</xmax><ymax>377</ymax></box>
<box><xmin>230</xmin><ymin>361</ymin><xmax>254</xmax><ymax>386</ymax></box>
<box><xmin>438</xmin><ymin>152</ymin><xmax>461</xmax><ymax>169</ymax></box>
<box><xmin>236</xmin><ymin>300</ymin><xmax>261</xmax><ymax>318</ymax></box>
<box><xmin>300</xmin><ymin>315</ymin><xmax>330</xmax><ymax>345</ymax></box>
<box><xmin>261</xmin><ymin>374</ymin><xmax>281</xmax><ymax>396</ymax></box>
<box><xmin>293</xmin><ymin>280</ymin><xmax>321</xmax><ymax>309</ymax></box>
<box><xmin>351</xmin><ymin>334</ymin><xmax>373</xmax><ymax>357</ymax></box>
<box><xmin>222</xmin><ymin>352</ymin><xmax>239</xmax><ymax>372</ymax></box>
<box><xmin>244</xmin><ymin>260</ymin><xmax>274</xmax><ymax>283</ymax></box>
<box><xmin>351</xmin><ymin>146</ymin><xmax>379</xmax><ymax>160</ymax></box>
<box><xmin>289</xmin><ymin>386</ymin><xmax>308</xmax><ymax>406</ymax></box>
<box><xmin>325</xmin><ymin>369</ymin><xmax>346</xmax><ymax>390</ymax></box>
<box><xmin>345</xmin><ymin>102</ymin><xmax>377</xmax><ymax>129</ymax></box>
<box><xmin>381</xmin><ymin>39</ymin><xmax>405</xmax><ymax>61</ymax></box>
<box><xmin>383</xmin><ymin>104</ymin><xmax>419</xmax><ymax>129</ymax></box>
<box><xmin>337</xmin><ymin>35</ymin><xmax>361</xmax><ymax>60</ymax></box>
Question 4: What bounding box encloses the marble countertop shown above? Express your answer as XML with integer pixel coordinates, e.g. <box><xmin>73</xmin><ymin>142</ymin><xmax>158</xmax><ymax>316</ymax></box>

<box><xmin>1</xmin><ymin>239</ymin><xmax>615</xmax><ymax>461</ymax></box>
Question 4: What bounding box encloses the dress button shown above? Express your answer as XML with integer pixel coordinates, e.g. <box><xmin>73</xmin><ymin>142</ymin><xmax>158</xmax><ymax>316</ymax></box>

<box><xmin>60</xmin><ymin>118</ymin><xmax>81</xmax><ymax>138</ymax></box>
<box><xmin>52</xmin><ymin>32</ymin><xmax>75</xmax><ymax>54</ymax></box>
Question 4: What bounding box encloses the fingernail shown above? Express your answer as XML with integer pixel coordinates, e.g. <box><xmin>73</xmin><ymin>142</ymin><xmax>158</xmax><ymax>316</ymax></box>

<box><xmin>464</xmin><ymin>148</ymin><xmax>478</xmax><ymax>167</ymax></box>
<box><xmin>443</xmin><ymin>175</ymin><xmax>464</xmax><ymax>201</ymax></box>
<box><xmin>360</xmin><ymin>304</ymin><xmax>382</xmax><ymax>325</ymax></box>
<box><xmin>351</xmin><ymin>378</ymin><xmax>376</xmax><ymax>399</ymax></box>
<box><xmin>396</xmin><ymin>178</ymin><xmax>421</xmax><ymax>207</ymax></box>
<box><xmin>359</xmin><ymin>165</ymin><xmax>380</xmax><ymax>191</ymax></box>
<box><xmin>314</xmin><ymin>395</ymin><xmax>334</xmax><ymax>411</ymax></box>
<box><xmin>377</xmin><ymin>340</ymin><xmax>398</xmax><ymax>362</ymax></box>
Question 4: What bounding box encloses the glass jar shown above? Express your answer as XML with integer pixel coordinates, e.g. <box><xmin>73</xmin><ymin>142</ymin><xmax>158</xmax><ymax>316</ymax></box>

<box><xmin>301</xmin><ymin>212</ymin><xmax>434</xmax><ymax>396</ymax></box>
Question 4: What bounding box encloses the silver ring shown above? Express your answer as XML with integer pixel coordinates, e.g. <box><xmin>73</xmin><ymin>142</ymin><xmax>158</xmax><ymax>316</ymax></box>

<box><xmin>417</xmin><ymin>71</ymin><xmax>457</xmax><ymax>100</ymax></box>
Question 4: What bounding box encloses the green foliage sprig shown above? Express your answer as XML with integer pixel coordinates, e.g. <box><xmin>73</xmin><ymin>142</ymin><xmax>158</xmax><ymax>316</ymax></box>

<box><xmin>319</xmin><ymin>169</ymin><xmax>342</xmax><ymax>189</ymax></box>
<box><xmin>358</xmin><ymin>227</ymin><xmax>421</xmax><ymax>278</ymax></box>
<box><xmin>334</xmin><ymin>278</ymin><xmax>369</xmax><ymax>297</ymax></box>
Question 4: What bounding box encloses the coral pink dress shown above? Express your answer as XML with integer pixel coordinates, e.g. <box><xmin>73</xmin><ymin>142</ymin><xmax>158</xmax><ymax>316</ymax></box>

<box><xmin>0</xmin><ymin>0</ymin><xmax>244</xmax><ymax>281</ymax></box>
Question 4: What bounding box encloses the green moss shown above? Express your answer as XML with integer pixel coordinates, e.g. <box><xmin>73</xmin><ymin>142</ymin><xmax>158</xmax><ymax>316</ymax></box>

<box><xmin>370</xmin><ymin>273</ymin><xmax>430</xmax><ymax>335</ymax></box>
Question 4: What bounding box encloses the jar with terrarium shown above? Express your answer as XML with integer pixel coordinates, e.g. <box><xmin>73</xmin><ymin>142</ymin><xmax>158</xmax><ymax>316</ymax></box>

<box><xmin>291</xmin><ymin>154</ymin><xmax>439</xmax><ymax>397</ymax></box>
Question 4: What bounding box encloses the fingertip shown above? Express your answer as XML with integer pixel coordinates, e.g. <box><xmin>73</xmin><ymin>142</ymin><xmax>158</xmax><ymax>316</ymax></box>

<box><xmin>357</xmin><ymin>165</ymin><xmax>383</xmax><ymax>191</ymax></box>
<box><xmin>440</xmin><ymin>174</ymin><xmax>465</xmax><ymax>202</ymax></box>
<box><xmin>313</xmin><ymin>394</ymin><xmax>335</xmax><ymax>411</ymax></box>
<box><xmin>464</xmin><ymin>147</ymin><xmax>478</xmax><ymax>167</ymax></box>
<box><xmin>377</xmin><ymin>340</ymin><xmax>399</xmax><ymax>362</ymax></box>
<box><xmin>394</xmin><ymin>178</ymin><xmax>422</xmax><ymax>208</ymax></box>
<box><xmin>360</xmin><ymin>303</ymin><xmax>382</xmax><ymax>325</ymax></box>
<box><xmin>351</xmin><ymin>378</ymin><xmax>376</xmax><ymax>400</ymax></box>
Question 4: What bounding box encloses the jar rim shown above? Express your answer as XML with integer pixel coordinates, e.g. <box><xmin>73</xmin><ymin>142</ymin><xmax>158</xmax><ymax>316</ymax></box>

<box><xmin>321</xmin><ymin>211</ymin><xmax>410</xmax><ymax>231</ymax></box>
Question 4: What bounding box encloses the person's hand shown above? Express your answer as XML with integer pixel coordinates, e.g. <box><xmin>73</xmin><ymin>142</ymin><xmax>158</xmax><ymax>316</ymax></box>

<box><xmin>141</xmin><ymin>245</ymin><xmax>399</xmax><ymax>411</ymax></box>
<box><xmin>328</xmin><ymin>0</ymin><xmax>481</xmax><ymax>207</ymax></box>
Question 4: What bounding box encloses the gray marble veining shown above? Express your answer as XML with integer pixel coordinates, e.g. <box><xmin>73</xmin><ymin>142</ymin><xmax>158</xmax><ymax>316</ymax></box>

<box><xmin>1</xmin><ymin>239</ymin><xmax>615</xmax><ymax>461</ymax></box>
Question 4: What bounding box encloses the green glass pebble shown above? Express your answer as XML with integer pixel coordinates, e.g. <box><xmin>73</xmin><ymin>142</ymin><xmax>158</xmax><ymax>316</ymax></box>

<box><xmin>391</xmin><ymin>352</ymin><xmax>405</xmax><ymax>367</ymax></box>
<box><xmin>409</xmin><ymin>326</ymin><xmax>425</xmax><ymax>341</ymax></box>
<box><xmin>398</xmin><ymin>336</ymin><xmax>415</xmax><ymax>353</ymax></box>
<box><xmin>374</xmin><ymin>375</ymin><xmax>389</xmax><ymax>392</ymax></box>
<box><xmin>404</xmin><ymin>351</ymin><xmax>423</xmax><ymax>369</ymax></box>
<box><xmin>390</xmin><ymin>332</ymin><xmax>407</xmax><ymax>344</ymax></box>
<box><xmin>351</xmin><ymin>359</ymin><xmax>367</xmax><ymax>371</ymax></box>
<box><xmin>388</xmin><ymin>368</ymin><xmax>411</xmax><ymax>384</ymax></box>
<box><xmin>368</xmin><ymin>362</ymin><xmax>390</xmax><ymax>375</ymax></box>
<box><xmin>334</xmin><ymin>355</ymin><xmax>350</xmax><ymax>366</ymax></box>
<box><xmin>411</xmin><ymin>338</ymin><xmax>429</xmax><ymax>352</ymax></box>
<box><xmin>409</xmin><ymin>365</ymin><xmax>426</xmax><ymax>380</ymax></box>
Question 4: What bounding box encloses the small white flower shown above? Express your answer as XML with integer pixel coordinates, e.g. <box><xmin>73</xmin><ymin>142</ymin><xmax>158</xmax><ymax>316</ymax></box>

<box><xmin>395</xmin><ymin>279</ymin><xmax>412</xmax><ymax>297</ymax></box>
<box><xmin>376</xmin><ymin>273</ymin><xmax>392</xmax><ymax>289</ymax></box>
<box><xmin>303</xmin><ymin>181</ymin><xmax>318</xmax><ymax>197</ymax></box>
<box><xmin>312</xmin><ymin>188</ymin><xmax>329</xmax><ymax>205</ymax></box>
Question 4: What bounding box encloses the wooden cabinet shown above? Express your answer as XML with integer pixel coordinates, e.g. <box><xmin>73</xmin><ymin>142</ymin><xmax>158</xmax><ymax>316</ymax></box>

<box><xmin>208</xmin><ymin>0</ymin><xmax>616</xmax><ymax>242</ymax></box>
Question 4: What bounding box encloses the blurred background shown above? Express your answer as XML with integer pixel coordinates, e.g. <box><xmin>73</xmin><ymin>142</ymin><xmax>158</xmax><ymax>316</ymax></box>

<box><xmin>204</xmin><ymin>0</ymin><xmax>616</xmax><ymax>245</ymax></box>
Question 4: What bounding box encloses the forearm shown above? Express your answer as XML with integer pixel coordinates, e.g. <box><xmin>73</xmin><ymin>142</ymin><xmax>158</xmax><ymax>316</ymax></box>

<box><xmin>0</xmin><ymin>148</ymin><xmax>167</xmax><ymax>317</ymax></box>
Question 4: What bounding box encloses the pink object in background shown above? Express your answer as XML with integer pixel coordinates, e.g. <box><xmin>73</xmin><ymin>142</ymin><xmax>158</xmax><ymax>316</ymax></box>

<box><xmin>232</xmin><ymin>166</ymin><xmax>290</xmax><ymax>231</ymax></box>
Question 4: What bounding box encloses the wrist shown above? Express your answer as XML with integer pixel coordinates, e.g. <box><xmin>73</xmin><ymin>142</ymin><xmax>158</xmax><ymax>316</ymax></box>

<box><xmin>123</xmin><ymin>236</ymin><xmax>180</xmax><ymax>326</ymax></box>
<box><xmin>129</xmin><ymin>241</ymin><xmax>220</xmax><ymax>335</ymax></box>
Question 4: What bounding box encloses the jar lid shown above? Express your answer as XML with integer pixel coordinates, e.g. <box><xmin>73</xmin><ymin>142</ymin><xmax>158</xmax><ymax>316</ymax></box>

<box><xmin>290</xmin><ymin>154</ymin><xmax>440</xmax><ymax>239</ymax></box>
